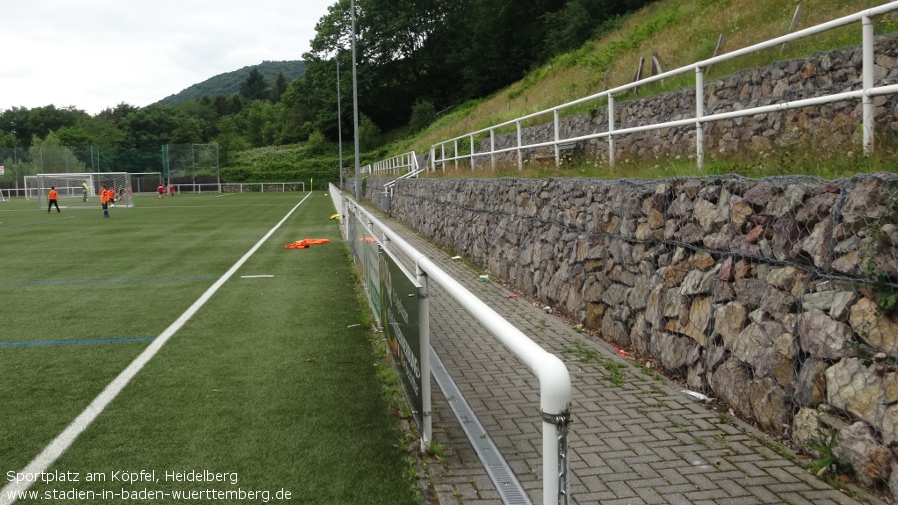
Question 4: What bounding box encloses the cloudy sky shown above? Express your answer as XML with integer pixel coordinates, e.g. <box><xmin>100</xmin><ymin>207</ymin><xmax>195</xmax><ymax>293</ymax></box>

<box><xmin>1</xmin><ymin>0</ymin><xmax>336</xmax><ymax>115</ymax></box>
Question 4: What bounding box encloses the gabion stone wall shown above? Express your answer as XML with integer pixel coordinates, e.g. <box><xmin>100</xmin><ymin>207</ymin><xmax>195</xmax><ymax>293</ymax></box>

<box><xmin>366</xmin><ymin>173</ymin><xmax>898</xmax><ymax>498</ymax></box>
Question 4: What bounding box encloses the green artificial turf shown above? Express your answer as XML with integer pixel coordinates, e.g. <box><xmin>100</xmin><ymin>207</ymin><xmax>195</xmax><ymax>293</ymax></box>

<box><xmin>0</xmin><ymin>193</ymin><xmax>421</xmax><ymax>504</ymax></box>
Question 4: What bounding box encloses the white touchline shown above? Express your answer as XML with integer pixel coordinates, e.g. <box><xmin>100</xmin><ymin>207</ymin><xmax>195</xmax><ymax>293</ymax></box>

<box><xmin>0</xmin><ymin>192</ymin><xmax>312</xmax><ymax>505</ymax></box>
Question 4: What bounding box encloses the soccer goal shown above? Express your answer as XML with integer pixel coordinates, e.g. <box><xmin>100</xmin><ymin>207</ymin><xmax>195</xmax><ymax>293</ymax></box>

<box><xmin>35</xmin><ymin>173</ymin><xmax>133</xmax><ymax>210</ymax></box>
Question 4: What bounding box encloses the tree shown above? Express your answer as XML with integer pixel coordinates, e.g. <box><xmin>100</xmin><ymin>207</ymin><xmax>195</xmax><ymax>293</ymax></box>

<box><xmin>408</xmin><ymin>99</ymin><xmax>436</xmax><ymax>133</ymax></box>
<box><xmin>29</xmin><ymin>132</ymin><xmax>88</xmax><ymax>173</ymax></box>
<box><xmin>213</xmin><ymin>116</ymin><xmax>250</xmax><ymax>166</ymax></box>
<box><xmin>97</xmin><ymin>103</ymin><xmax>139</xmax><ymax>126</ymax></box>
<box><xmin>54</xmin><ymin>124</ymin><xmax>94</xmax><ymax>147</ymax></box>
<box><xmin>239</xmin><ymin>68</ymin><xmax>270</xmax><ymax>102</ymax></box>
<box><xmin>79</xmin><ymin>114</ymin><xmax>127</xmax><ymax>147</ymax></box>
<box><xmin>541</xmin><ymin>0</ymin><xmax>654</xmax><ymax>58</ymax></box>
<box><xmin>272</xmin><ymin>70</ymin><xmax>290</xmax><ymax>102</ymax></box>
<box><xmin>357</xmin><ymin>114</ymin><xmax>381</xmax><ymax>152</ymax></box>
<box><xmin>179</xmin><ymin>98</ymin><xmax>219</xmax><ymax>141</ymax></box>
<box><xmin>245</xmin><ymin>100</ymin><xmax>286</xmax><ymax>147</ymax></box>
<box><xmin>0</xmin><ymin>105</ymin><xmax>88</xmax><ymax>149</ymax></box>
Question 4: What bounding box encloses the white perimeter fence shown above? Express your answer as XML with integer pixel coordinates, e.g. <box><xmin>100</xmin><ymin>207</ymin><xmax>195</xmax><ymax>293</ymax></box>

<box><xmin>429</xmin><ymin>1</ymin><xmax>898</xmax><ymax>172</ymax></box>
<box><xmin>330</xmin><ymin>183</ymin><xmax>573</xmax><ymax>505</ymax></box>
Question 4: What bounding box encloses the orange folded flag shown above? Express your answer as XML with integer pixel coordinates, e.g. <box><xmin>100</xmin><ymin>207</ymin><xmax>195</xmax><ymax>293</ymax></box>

<box><xmin>285</xmin><ymin>238</ymin><xmax>330</xmax><ymax>249</ymax></box>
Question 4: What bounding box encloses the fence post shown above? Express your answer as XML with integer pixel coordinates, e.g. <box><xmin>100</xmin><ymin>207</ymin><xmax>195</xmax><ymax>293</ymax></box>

<box><xmin>781</xmin><ymin>5</ymin><xmax>804</xmax><ymax>53</ymax></box>
<box><xmin>516</xmin><ymin>121</ymin><xmax>523</xmax><ymax>170</ymax></box>
<box><xmin>554</xmin><ymin>110</ymin><xmax>561</xmax><ymax>167</ymax></box>
<box><xmin>695</xmin><ymin>66</ymin><xmax>705</xmax><ymax>170</ymax></box>
<box><xmin>607</xmin><ymin>94</ymin><xmax>615</xmax><ymax>170</ymax></box>
<box><xmin>417</xmin><ymin>266</ymin><xmax>432</xmax><ymax>451</ymax></box>
<box><xmin>863</xmin><ymin>15</ymin><xmax>875</xmax><ymax>155</ymax></box>
<box><xmin>490</xmin><ymin>129</ymin><xmax>496</xmax><ymax>171</ymax></box>
<box><xmin>633</xmin><ymin>57</ymin><xmax>645</xmax><ymax>93</ymax></box>
<box><xmin>470</xmin><ymin>135</ymin><xmax>475</xmax><ymax>172</ymax></box>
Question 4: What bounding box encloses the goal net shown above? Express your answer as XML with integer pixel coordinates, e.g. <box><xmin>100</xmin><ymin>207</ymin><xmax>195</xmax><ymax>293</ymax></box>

<box><xmin>35</xmin><ymin>173</ymin><xmax>133</xmax><ymax>210</ymax></box>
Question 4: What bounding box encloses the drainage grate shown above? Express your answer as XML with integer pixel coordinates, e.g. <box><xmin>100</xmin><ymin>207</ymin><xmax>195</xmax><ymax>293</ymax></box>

<box><xmin>430</xmin><ymin>348</ymin><xmax>532</xmax><ymax>505</ymax></box>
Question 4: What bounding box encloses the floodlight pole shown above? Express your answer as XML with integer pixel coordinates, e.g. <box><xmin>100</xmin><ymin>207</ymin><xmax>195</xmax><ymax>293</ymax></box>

<box><xmin>337</xmin><ymin>58</ymin><xmax>344</xmax><ymax>191</ymax></box>
<box><xmin>351</xmin><ymin>0</ymin><xmax>361</xmax><ymax>201</ymax></box>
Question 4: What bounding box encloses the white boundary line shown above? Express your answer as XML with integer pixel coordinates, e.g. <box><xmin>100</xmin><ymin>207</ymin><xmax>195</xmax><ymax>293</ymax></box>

<box><xmin>0</xmin><ymin>192</ymin><xmax>312</xmax><ymax>505</ymax></box>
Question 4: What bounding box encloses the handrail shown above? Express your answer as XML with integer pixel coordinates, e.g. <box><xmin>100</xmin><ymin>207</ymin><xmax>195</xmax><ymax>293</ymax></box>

<box><xmin>361</xmin><ymin>151</ymin><xmax>419</xmax><ymax>177</ymax></box>
<box><xmin>429</xmin><ymin>1</ymin><xmax>898</xmax><ymax>171</ymax></box>
<box><xmin>381</xmin><ymin>151</ymin><xmax>425</xmax><ymax>198</ymax></box>
<box><xmin>340</xmin><ymin>190</ymin><xmax>572</xmax><ymax>505</ymax></box>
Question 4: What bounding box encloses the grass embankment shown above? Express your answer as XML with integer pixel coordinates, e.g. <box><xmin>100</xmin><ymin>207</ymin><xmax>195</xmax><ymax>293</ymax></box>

<box><xmin>390</xmin><ymin>0</ymin><xmax>898</xmax><ymax>181</ymax></box>
<box><xmin>227</xmin><ymin>1</ymin><xmax>896</xmax><ymax>181</ymax></box>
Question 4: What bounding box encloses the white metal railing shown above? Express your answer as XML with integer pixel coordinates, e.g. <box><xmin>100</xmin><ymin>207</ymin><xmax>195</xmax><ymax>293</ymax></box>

<box><xmin>381</xmin><ymin>151</ymin><xmax>425</xmax><ymax>198</ymax></box>
<box><xmin>218</xmin><ymin>182</ymin><xmax>308</xmax><ymax>193</ymax></box>
<box><xmin>332</xmin><ymin>183</ymin><xmax>572</xmax><ymax>505</ymax></box>
<box><xmin>360</xmin><ymin>151</ymin><xmax>419</xmax><ymax>176</ymax></box>
<box><xmin>430</xmin><ymin>1</ymin><xmax>898</xmax><ymax>171</ymax></box>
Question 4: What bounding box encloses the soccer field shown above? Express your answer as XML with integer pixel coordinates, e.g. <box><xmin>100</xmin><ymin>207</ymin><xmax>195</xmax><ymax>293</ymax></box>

<box><xmin>0</xmin><ymin>193</ymin><xmax>421</xmax><ymax>504</ymax></box>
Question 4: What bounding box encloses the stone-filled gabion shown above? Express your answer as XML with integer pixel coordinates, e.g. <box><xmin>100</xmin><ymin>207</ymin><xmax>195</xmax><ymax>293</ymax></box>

<box><xmin>367</xmin><ymin>172</ymin><xmax>898</xmax><ymax>498</ymax></box>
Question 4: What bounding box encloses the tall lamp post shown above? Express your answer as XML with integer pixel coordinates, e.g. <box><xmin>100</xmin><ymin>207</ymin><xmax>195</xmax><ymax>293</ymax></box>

<box><xmin>337</xmin><ymin>57</ymin><xmax>343</xmax><ymax>191</ymax></box>
<box><xmin>351</xmin><ymin>0</ymin><xmax>361</xmax><ymax>201</ymax></box>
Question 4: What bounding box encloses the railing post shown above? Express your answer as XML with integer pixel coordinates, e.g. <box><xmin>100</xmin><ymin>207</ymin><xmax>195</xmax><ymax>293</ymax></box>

<box><xmin>430</xmin><ymin>146</ymin><xmax>435</xmax><ymax>172</ymax></box>
<box><xmin>516</xmin><ymin>120</ymin><xmax>523</xmax><ymax>170</ymax></box>
<box><xmin>862</xmin><ymin>15</ymin><xmax>875</xmax><ymax>156</ymax></box>
<box><xmin>441</xmin><ymin>143</ymin><xmax>446</xmax><ymax>172</ymax></box>
<box><xmin>417</xmin><ymin>265</ymin><xmax>432</xmax><ymax>451</ymax></box>
<box><xmin>454</xmin><ymin>139</ymin><xmax>459</xmax><ymax>170</ymax></box>
<box><xmin>607</xmin><ymin>94</ymin><xmax>615</xmax><ymax>170</ymax></box>
<box><xmin>554</xmin><ymin>110</ymin><xmax>561</xmax><ymax>167</ymax></box>
<box><xmin>469</xmin><ymin>135</ymin><xmax>475</xmax><ymax>171</ymax></box>
<box><xmin>695</xmin><ymin>66</ymin><xmax>705</xmax><ymax>170</ymax></box>
<box><xmin>490</xmin><ymin>128</ymin><xmax>496</xmax><ymax>171</ymax></box>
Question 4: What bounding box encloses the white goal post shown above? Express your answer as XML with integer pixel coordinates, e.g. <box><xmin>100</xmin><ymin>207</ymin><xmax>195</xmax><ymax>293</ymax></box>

<box><xmin>35</xmin><ymin>173</ymin><xmax>133</xmax><ymax>210</ymax></box>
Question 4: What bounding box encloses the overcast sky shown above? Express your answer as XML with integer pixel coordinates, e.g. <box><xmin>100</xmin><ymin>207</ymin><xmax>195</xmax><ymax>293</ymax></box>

<box><xmin>1</xmin><ymin>0</ymin><xmax>336</xmax><ymax>115</ymax></box>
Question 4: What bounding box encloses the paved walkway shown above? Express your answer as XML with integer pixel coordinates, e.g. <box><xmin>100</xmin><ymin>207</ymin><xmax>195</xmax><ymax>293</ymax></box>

<box><xmin>373</xmin><ymin>212</ymin><xmax>884</xmax><ymax>505</ymax></box>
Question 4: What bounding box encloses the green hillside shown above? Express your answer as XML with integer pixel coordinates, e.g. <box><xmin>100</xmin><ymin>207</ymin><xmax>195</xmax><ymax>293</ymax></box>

<box><xmin>226</xmin><ymin>0</ymin><xmax>895</xmax><ymax>183</ymax></box>
<box><xmin>384</xmin><ymin>0</ymin><xmax>895</xmax><ymax>178</ymax></box>
<box><xmin>157</xmin><ymin>60</ymin><xmax>306</xmax><ymax>106</ymax></box>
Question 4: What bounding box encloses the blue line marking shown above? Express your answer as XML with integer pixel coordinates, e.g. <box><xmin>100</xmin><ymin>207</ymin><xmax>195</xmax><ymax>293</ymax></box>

<box><xmin>0</xmin><ymin>337</ymin><xmax>156</xmax><ymax>347</ymax></box>
<box><xmin>0</xmin><ymin>276</ymin><xmax>220</xmax><ymax>287</ymax></box>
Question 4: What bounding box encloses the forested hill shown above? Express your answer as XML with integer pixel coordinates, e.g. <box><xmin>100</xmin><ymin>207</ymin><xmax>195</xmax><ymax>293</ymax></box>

<box><xmin>156</xmin><ymin>60</ymin><xmax>306</xmax><ymax>106</ymax></box>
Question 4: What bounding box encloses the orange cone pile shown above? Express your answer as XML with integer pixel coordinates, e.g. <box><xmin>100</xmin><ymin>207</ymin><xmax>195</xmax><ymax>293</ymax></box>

<box><xmin>285</xmin><ymin>238</ymin><xmax>331</xmax><ymax>249</ymax></box>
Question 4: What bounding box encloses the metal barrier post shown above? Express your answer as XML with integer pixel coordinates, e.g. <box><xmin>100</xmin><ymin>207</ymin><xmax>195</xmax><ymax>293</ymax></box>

<box><xmin>417</xmin><ymin>265</ymin><xmax>432</xmax><ymax>450</ymax></box>
<box><xmin>695</xmin><ymin>66</ymin><xmax>705</xmax><ymax>170</ymax></box>
<box><xmin>863</xmin><ymin>15</ymin><xmax>875</xmax><ymax>155</ymax></box>
<box><xmin>554</xmin><ymin>110</ymin><xmax>561</xmax><ymax>167</ymax></box>
<box><xmin>490</xmin><ymin>129</ymin><xmax>496</xmax><ymax>170</ymax></box>
<box><xmin>470</xmin><ymin>135</ymin><xmax>475</xmax><ymax>171</ymax></box>
<box><xmin>608</xmin><ymin>94</ymin><xmax>615</xmax><ymax>169</ymax></box>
